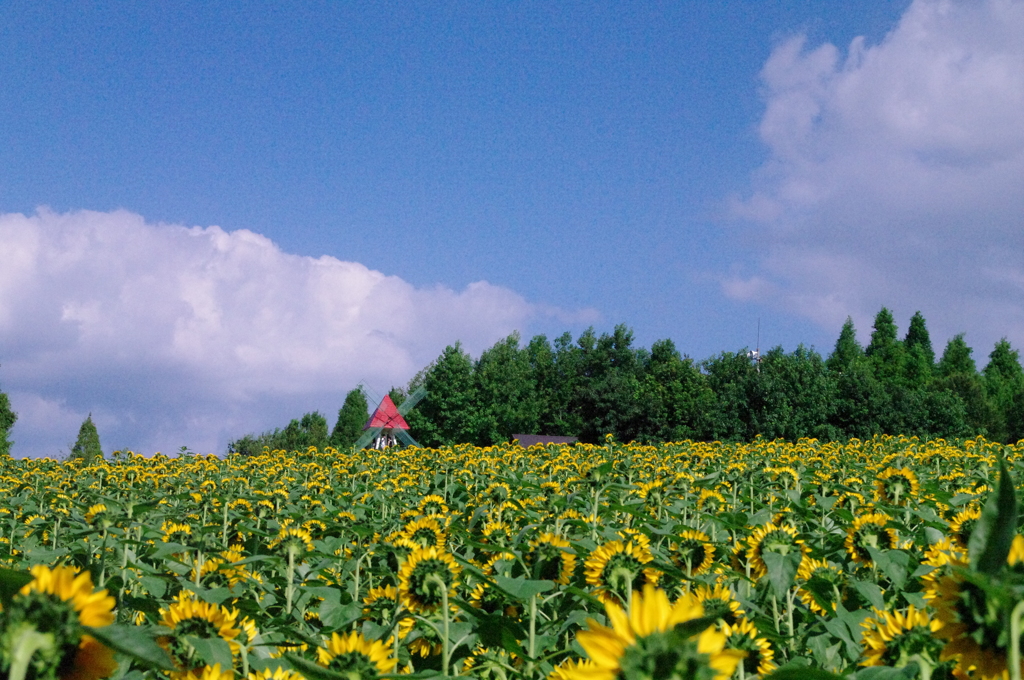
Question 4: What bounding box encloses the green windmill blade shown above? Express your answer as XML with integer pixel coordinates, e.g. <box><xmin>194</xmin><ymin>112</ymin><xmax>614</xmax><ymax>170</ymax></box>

<box><xmin>394</xmin><ymin>428</ymin><xmax>421</xmax><ymax>448</ymax></box>
<box><xmin>397</xmin><ymin>386</ymin><xmax>427</xmax><ymax>415</ymax></box>
<box><xmin>352</xmin><ymin>426</ymin><xmax>383</xmax><ymax>451</ymax></box>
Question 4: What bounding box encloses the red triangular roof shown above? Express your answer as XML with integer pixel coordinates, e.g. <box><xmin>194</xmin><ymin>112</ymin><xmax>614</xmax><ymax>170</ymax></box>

<box><xmin>364</xmin><ymin>395</ymin><xmax>410</xmax><ymax>430</ymax></box>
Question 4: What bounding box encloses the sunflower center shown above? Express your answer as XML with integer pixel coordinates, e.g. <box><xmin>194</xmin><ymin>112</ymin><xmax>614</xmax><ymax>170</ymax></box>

<box><xmin>603</xmin><ymin>553</ymin><xmax>645</xmax><ymax>602</ymax></box>
<box><xmin>410</xmin><ymin>528</ymin><xmax>438</xmax><ymax>547</ymax></box>
<box><xmin>6</xmin><ymin>591</ymin><xmax>83</xmax><ymax>677</ymax></box>
<box><xmin>677</xmin><ymin>540</ymin><xmax>707</xmax><ymax>568</ymax></box>
<box><xmin>725</xmin><ymin>632</ymin><xmax>768</xmax><ymax>674</ymax></box>
<box><xmin>409</xmin><ymin>558</ymin><xmax>454</xmax><ymax>608</ymax></box>
<box><xmin>167</xmin><ymin>618</ymin><xmax>224</xmax><ymax>669</ymax></box>
<box><xmin>878</xmin><ymin>626</ymin><xmax>941</xmax><ymax>667</ymax></box>
<box><xmin>533</xmin><ymin>544</ymin><xmax>567</xmax><ymax>581</ymax></box>
<box><xmin>326</xmin><ymin>651</ymin><xmax>381</xmax><ymax>680</ymax></box>
<box><xmin>618</xmin><ymin>631</ymin><xmax>716</xmax><ymax>680</ymax></box>
<box><xmin>762</xmin><ymin>531</ymin><xmax>797</xmax><ymax>555</ymax></box>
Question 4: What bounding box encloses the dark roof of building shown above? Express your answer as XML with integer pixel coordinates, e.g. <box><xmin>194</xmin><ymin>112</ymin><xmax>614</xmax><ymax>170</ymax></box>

<box><xmin>512</xmin><ymin>434</ymin><xmax>579</xmax><ymax>448</ymax></box>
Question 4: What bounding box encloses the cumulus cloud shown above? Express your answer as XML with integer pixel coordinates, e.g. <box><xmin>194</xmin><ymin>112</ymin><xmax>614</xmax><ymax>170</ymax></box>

<box><xmin>0</xmin><ymin>208</ymin><xmax>587</xmax><ymax>457</ymax></box>
<box><xmin>728</xmin><ymin>0</ymin><xmax>1024</xmax><ymax>353</ymax></box>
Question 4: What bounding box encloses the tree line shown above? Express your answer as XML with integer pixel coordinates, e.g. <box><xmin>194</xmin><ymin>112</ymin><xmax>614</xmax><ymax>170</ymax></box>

<box><xmin>230</xmin><ymin>308</ymin><xmax>1024</xmax><ymax>451</ymax></box>
<box><xmin>3</xmin><ymin>308</ymin><xmax>1021</xmax><ymax>458</ymax></box>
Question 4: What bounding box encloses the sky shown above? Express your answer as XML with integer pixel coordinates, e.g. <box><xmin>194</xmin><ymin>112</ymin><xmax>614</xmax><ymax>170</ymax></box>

<box><xmin>1</xmin><ymin>1</ymin><xmax>1022</xmax><ymax>457</ymax></box>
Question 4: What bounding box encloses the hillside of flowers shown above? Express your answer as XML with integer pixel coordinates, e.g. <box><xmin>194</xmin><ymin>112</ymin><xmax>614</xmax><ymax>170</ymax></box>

<box><xmin>2</xmin><ymin>435</ymin><xmax>1024</xmax><ymax>680</ymax></box>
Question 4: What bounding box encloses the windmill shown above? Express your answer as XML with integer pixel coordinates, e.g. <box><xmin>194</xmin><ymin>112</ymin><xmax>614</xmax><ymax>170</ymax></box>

<box><xmin>746</xmin><ymin>318</ymin><xmax>762</xmax><ymax>373</ymax></box>
<box><xmin>352</xmin><ymin>386</ymin><xmax>428</xmax><ymax>450</ymax></box>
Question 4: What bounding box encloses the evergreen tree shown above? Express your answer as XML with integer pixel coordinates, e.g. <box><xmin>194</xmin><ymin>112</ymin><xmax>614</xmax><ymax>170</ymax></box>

<box><xmin>934</xmin><ymin>335</ymin><xmax>991</xmax><ymax>436</ymax></box>
<box><xmin>937</xmin><ymin>334</ymin><xmax>977</xmax><ymax>377</ymax></box>
<box><xmin>474</xmin><ymin>333</ymin><xmax>541</xmax><ymax>444</ymax></box>
<box><xmin>702</xmin><ymin>350</ymin><xmax>758</xmax><ymax>442</ymax></box>
<box><xmin>829</xmin><ymin>361</ymin><xmax>890</xmax><ymax>439</ymax></box>
<box><xmin>413</xmin><ymin>343</ymin><xmax>479</xmax><ymax>446</ymax></box>
<box><xmin>865</xmin><ymin>308</ymin><xmax>906</xmax><ymax>388</ymax></box>
<box><xmin>331</xmin><ymin>388</ymin><xmax>369</xmax><ymax>449</ymax></box>
<box><xmin>572</xmin><ymin>325</ymin><xmax>646</xmax><ymax>443</ymax></box>
<box><xmin>70</xmin><ymin>415</ymin><xmax>103</xmax><ymax>463</ymax></box>
<box><xmin>903</xmin><ymin>311</ymin><xmax>936</xmax><ymax>387</ymax></box>
<box><xmin>636</xmin><ymin>339</ymin><xmax>715</xmax><ymax>442</ymax></box>
<box><xmin>826</xmin><ymin>318</ymin><xmax>863</xmax><ymax>373</ymax></box>
<box><xmin>284</xmin><ymin>412</ymin><xmax>329</xmax><ymax>451</ymax></box>
<box><xmin>0</xmin><ymin>377</ymin><xmax>15</xmax><ymax>457</ymax></box>
<box><xmin>982</xmin><ymin>339</ymin><xmax>1024</xmax><ymax>442</ymax></box>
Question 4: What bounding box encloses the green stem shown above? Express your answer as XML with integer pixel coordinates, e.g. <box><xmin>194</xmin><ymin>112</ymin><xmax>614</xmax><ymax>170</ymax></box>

<box><xmin>8</xmin><ymin>624</ymin><xmax>56</xmax><ymax>680</ymax></box>
<box><xmin>528</xmin><ymin>593</ymin><xmax>538</xmax><ymax>671</ymax></box>
<box><xmin>285</xmin><ymin>545</ymin><xmax>296</xmax><ymax>615</ymax></box>
<box><xmin>1010</xmin><ymin>600</ymin><xmax>1024</xmax><ymax>680</ymax></box>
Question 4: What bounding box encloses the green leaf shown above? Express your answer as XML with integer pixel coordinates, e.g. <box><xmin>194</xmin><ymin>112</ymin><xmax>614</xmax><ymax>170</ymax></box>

<box><xmin>0</xmin><ymin>568</ymin><xmax>33</xmax><ymax>609</ymax></box>
<box><xmin>851</xmin><ymin>580</ymin><xmax>885</xmax><ymax>611</ymax></box>
<box><xmin>84</xmin><ymin>625</ymin><xmax>176</xmax><ymax>671</ymax></box>
<box><xmin>473</xmin><ymin>613</ymin><xmax>528</xmax><ymax>657</ymax></box>
<box><xmin>186</xmin><ymin>637</ymin><xmax>233</xmax><ymax>670</ymax></box>
<box><xmin>284</xmin><ymin>654</ymin><xmax>352</xmax><ymax>680</ymax></box>
<box><xmin>763</xmin><ymin>551</ymin><xmax>802</xmax><ymax>600</ymax></box>
<box><xmin>671</xmin><ymin>615</ymin><xmax>718</xmax><ymax>639</ymax></box>
<box><xmin>970</xmin><ymin>456</ymin><xmax>1018</xmax><ymax>575</ymax></box>
<box><xmin>318</xmin><ymin>601</ymin><xmax>362</xmax><ymax>630</ymax></box>
<box><xmin>493</xmin><ymin>575</ymin><xmax>555</xmax><ymax>600</ymax></box>
<box><xmin>853</xmin><ymin>663</ymin><xmax>920</xmax><ymax>680</ymax></box>
<box><xmin>762</xmin><ymin>666</ymin><xmax>846</xmax><ymax>680</ymax></box>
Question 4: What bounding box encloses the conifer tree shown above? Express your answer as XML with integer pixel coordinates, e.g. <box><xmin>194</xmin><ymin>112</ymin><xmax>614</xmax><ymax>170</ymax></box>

<box><xmin>937</xmin><ymin>334</ymin><xmax>978</xmax><ymax>377</ymax></box>
<box><xmin>865</xmin><ymin>308</ymin><xmax>906</xmax><ymax>388</ymax></box>
<box><xmin>331</xmin><ymin>388</ymin><xmax>369</xmax><ymax>449</ymax></box>
<box><xmin>826</xmin><ymin>317</ymin><xmax>863</xmax><ymax>373</ymax></box>
<box><xmin>0</xmin><ymin>388</ymin><xmax>15</xmax><ymax>458</ymax></box>
<box><xmin>903</xmin><ymin>311</ymin><xmax>936</xmax><ymax>387</ymax></box>
<box><xmin>982</xmin><ymin>339</ymin><xmax>1024</xmax><ymax>442</ymax></box>
<box><xmin>70</xmin><ymin>415</ymin><xmax>103</xmax><ymax>463</ymax></box>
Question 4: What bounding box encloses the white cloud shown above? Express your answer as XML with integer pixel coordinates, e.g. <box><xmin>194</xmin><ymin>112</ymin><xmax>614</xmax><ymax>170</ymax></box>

<box><xmin>728</xmin><ymin>0</ymin><xmax>1024</xmax><ymax>353</ymax></box>
<box><xmin>0</xmin><ymin>208</ymin><xmax>587</xmax><ymax>457</ymax></box>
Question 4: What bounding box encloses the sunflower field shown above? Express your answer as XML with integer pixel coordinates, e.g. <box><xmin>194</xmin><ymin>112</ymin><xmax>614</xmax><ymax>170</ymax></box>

<box><xmin>2</xmin><ymin>435</ymin><xmax>1024</xmax><ymax>680</ymax></box>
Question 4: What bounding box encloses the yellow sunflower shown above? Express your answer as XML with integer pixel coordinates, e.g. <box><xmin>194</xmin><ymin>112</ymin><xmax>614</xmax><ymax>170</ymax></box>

<box><xmin>796</xmin><ymin>558</ymin><xmax>845</xmax><ymax>615</ymax></box>
<box><xmin>12</xmin><ymin>565</ymin><xmax>117</xmax><ymax>680</ymax></box>
<box><xmin>399</xmin><ymin>517</ymin><xmax>447</xmax><ymax>550</ymax></box>
<box><xmin>417</xmin><ymin>494</ymin><xmax>450</xmax><ymax>517</ymax></box>
<box><xmin>84</xmin><ymin>504</ymin><xmax>109</xmax><ymax>527</ymax></box>
<box><xmin>397</xmin><ymin>546</ymin><xmax>462</xmax><ymax>614</ymax></box>
<box><xmin>316</xmin><ymin>631</ymin><xmax>397</xmax><ymax>677</ymax></box>
<box><xmin>361</xmin><ymin>585</ymin><xmax>401</xmax><ymax>626</ymax></box>
<box><xmin>860</xmin><ymin>606</ymin><xmax>945</xmax><ymax>670</ymax></box>
<box><xmin>875</xmin><ymin>467</ymin><xmax>921</xmax><ymax>506</ymax></box>
<box><xmin>932</xmin><ymin>535</ymin><xmax>1024</xmax><ymax>680</ymax></box>
<box><xmin>157</xmin><ymin>592</ymin><xmax>243</xmax><ymax>674</ymax></box>
<box><xmin>670</xmin><ymin>530</ymin><xmax>716</xmax><ymax>577</ymax></box>
<box><xmin>693</xmin><ymin>583</ymin><xmax>745</xmax><ymax>627</ymax></box>
<box><xmin>246</xmin><ymin>666</ymin><xmax>304</xmax><ymax>680</ymax></box>
<box><xmin>948</xmin><ymin>506</ymin><xmax>981</xmax><ymax>548</ymax></box>
<box><xmin>527</xmin><ymin>532</ymin><xmax>577</xmax><ymax>585</ymax></box>
<box><xmin>481</xmin><ymin>521</ymin><xmax>515</xmax><ymax>551</ymax></box>
<box><xmin>721</xmin><ymin>618</ymin><xmax>776</xmax><ymax>676</ymax></box>
<box><xmin>845</xmin><ymin>513</ymin><xmax>899</xmax><ymax>565</ymax></box>
<box><xmin>584</xmin><ymin>540</ymin><xmax>660</xmax><ymax>606</ymax></box>
<box><xmin>565</xmin><ymin>584</ymin><xmax>743</xmax><ymax>680</ymax></box>
<box><xmin>919</xmin><ymin>537</ymin><xmax>967</xmax><ymax>602</ymax></box>
<box><xmin>745</xmin><ymin>523</ymin><xmax>806</xmax><ymax>579</ymax></box>
<box><xmin>172</xmin><ymin>664</ymin><xmax>235</xmax><ymax>680</ymax></box>
<box><xmin>267</xmin><ymin>527</ymin><xmax>314</xmax><ymax>555</ymax></box>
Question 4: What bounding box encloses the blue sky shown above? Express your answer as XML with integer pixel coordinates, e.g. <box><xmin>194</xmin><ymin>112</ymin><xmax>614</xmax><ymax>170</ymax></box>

<box><xmin>2</xmin><ymin>1</ymin><xmax>1022</xmax><ymax>456</ymax></box>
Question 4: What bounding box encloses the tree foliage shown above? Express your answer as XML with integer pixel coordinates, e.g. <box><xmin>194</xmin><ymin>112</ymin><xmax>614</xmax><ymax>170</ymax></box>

<box><xmin>0</xmin><ymin>381</ymin><xmax>15</xmax><ymax>458</ymax></box>
<box><xmin>229</xmin><ymin>308</ymin><xmax>1024</xmax><ymax>453</ymax></box>
<box><xmin>331</xmin><ymin>388</ymin><xmax>369</xmax><ymax>449</ymax></box>
<box><xmin>70</xmin><ymin>415</ymin><xmax>103</xmax><ymax>463</ymax></box>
